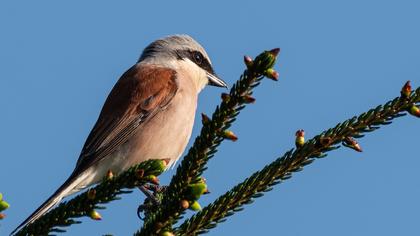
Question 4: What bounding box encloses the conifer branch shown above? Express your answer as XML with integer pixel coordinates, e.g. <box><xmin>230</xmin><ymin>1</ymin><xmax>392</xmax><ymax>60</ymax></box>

<box><xmin>174</xmin><ymin>85</ymin><xmax>420</xmax><ymax>235</ymax></box>
<box><xmin>137</xmin><ymin>49</ymin><xmax>281</xmax><ymax>235</ymax></box>
<box><xmin>14</xmin><ymin>159</ymin><xmax>167</xmax><ymax>236</ymax></box>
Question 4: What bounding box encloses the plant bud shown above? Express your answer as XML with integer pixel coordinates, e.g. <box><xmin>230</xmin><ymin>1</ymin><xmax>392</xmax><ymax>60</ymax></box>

<box><xmin>0</xmin><ymin>201</ymin><xmax>10</xmax><ymax>211</ymax></box>
<box><xmin>222</xmin><ymin>130</ymin><xmax>238</xmax><ymax>141</ymax></box>
<box><xmin>269</xmin><ymin>48</ymin><xmax>281</xmax><ymax>57</ymax></box>
<box><xmin>180</xmin><ymin>199</ymin><xmax>189</xmax><ymax>209</ymax></box>
<box><xmin>146</xmin><ymin>175</ymin><xmax>159</xmax><ymax>185</ymax></box>
<box><xmin>87</xmin><ymin>189</ymin><xmax>96</xmax><ymax>200</ymax></box>
<box><xmin>137</xmin><ymin>169</ymin><xmax>145</xmax><ymax>178</ymax></box>
<box><xmin>401</xmin><ymin>81</ymin><xmax>411</xmax><ymax>98</ymax></box>
<box><xmin>408</xmin><ymin>105</ymin><xmax>420</xmax><ymax>118</ymax></box>
<box><xmin>253</xmin><ymin>48</ymin><xmax>280</xmax><ymax>71</ymax></box>
<box><xmin>160</xmin><ymin>231</ymin><xmax>175</xmax><ymax>236</ymax></box>
<box><xmin>242</xmin><ymin>94</ymin><xmax>256</xmax><ymax>104</ymax></box>
<box><xmin>106</xmin><ymin>170</ymin><xmax>114</xmax><ymax>180</ymax></box>
<box><xmin>295</xmin><ymin>129</ymin><xmax>305</xmax><ymax>148</ymax></box>
<box><xmin>188</xmin><ymin>182</ymin><xmax>208</xmax><ymax>200</ymax></box>
<box><xmin>89</xmin><ymin>210</ymin><xmax>102</xmax><ymax>220</ymax></box>
<box><xmin>343</xmin><ymin>136</ymin><xmax>363</xmax><ymax>152</ymax></box>
<box><xmin>264</xmin><ymin>68</ymin><xmax>279</xmax><ymax>81</ymax></box>
<box><xmin>189</xmin><ymin>201</ymin><xmax>202</xmax><ymax>211</ymax></box>
<box><xmin>244</xmin><ymin>55</ymin><xmax>254</xmax><ymax>68</ymax></box>
<box><xmin>151</xmin><ymin>159</ymin><xmax>168</xmax><ymax>172</ymax></box>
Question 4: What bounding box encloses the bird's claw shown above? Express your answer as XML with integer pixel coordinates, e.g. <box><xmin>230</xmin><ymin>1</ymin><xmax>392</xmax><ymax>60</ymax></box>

<box><xmin>137</xmin><ymin>184</ymin><xmax>167</xmax><ymax>220</ymax></box>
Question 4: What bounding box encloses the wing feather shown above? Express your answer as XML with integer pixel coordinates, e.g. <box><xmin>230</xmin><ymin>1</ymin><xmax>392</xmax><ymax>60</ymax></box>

<box><xmin>74</xmin><ymin>64</ymin><xmax>178</xmax><ymax>173</ymax></box>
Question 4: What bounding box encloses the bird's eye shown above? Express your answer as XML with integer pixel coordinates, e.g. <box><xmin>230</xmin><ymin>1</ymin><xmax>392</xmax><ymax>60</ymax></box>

<box><xmin>192</xmin><ymin>51</ymin><xmax>203</xmax><ymax>65</ymax></box>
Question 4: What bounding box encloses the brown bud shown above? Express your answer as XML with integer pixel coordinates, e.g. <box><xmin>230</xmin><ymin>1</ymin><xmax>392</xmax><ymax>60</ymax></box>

<box><xmin>162</xmin><ymin>158</ymin><xmax>170</xmax><ymax>168</ymax></box>
<box><xmin>180</xmin><ymin>199</ymin><xmax>190</xmax><ymax>209</ymax></box>
<box><xmin>242</xmin><ymin>94</ymin><xmax>256</xmax><ymax>104</ymax></box>
<box><xmin>401</xmin><ymin>81</ymin><xmax>412</xmax><ymax>98</ymax></box>
<box><xmin>269</xmin><ymin>48</ymin><xmax>281</xmax><ymax>57</ymax></box>
<box><xmin>343</xmin><ymin>136</ymin><xmax>363</xmax><ymax>152</ymax></box>
<box><xmin>87</xmin><ymin>189</ymin><xmax>96</xmax><ymax>200</ymax></box>
<box><xmin>0</xmin><ymin>213</ymin><xmax>5</xmax><ymax>220</ymax></box>
<box><xmin>136</xmin><ymin>169</ymin><xmax>145</xmax><ymax>178</ymax></box>
<box><xmin>295</xmin><ymin>129</ymin><xmax>305</xmax><ymax>148</ymax></box>
<box><xmin>222</xmin><ymin>130</ymin><xmax>238</xmax><ymax>141</ymax></box>
<box><xmin>106</xmin><ymin>170</ymin><xmax>114</xmax><ymax>180</ymax></box>
<box><xmin>244</xmin><ymin>55</ymin><xmax>254</xmax><ymax>68</ymax></box>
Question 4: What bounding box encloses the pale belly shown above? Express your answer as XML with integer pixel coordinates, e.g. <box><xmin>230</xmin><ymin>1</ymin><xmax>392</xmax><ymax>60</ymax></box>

<box><xmin>74</xmin><ymin>89</ymin><xmax>197</xmax><ymax>190</ymax></box>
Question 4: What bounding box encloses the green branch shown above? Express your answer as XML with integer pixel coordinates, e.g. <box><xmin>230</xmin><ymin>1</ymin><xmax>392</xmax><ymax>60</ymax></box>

<box><xmin>15</xmin><ymin>159</ymin><xmax>167</xmax><ymax>236</ymax></box>
<box><xmin>174</xmin><ymin>86</ymin><xmax>420</xmax><ymax>235</ymax></box>
<box><xmin>137</xmin><ymin>49</ymin><xmax>281</xmax><ymax>235</ymax></box>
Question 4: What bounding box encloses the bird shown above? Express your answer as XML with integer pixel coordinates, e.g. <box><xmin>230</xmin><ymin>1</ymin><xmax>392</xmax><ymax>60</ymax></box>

<box><xmin>12</xmin><ymin>34</ymin><xmax>227</xmax><ymax>234</ymax></box>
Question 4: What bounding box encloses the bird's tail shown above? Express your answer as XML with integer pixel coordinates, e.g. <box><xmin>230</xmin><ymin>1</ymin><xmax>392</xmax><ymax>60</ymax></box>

<box><xmin>11</xmin><ymin>173</ymin><xmax>88</xmax><ymax>235</ymax></box>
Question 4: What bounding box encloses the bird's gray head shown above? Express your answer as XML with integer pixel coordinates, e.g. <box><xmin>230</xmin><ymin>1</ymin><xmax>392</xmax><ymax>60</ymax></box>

<box><xmin>138</xmin><ymin>34</ymin><xmax>227</xmax><ymax>89</ymax></box>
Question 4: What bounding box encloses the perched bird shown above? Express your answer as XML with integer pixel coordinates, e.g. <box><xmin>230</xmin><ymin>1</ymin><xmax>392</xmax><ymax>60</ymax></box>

<box><xmin>12</xmin><ymin>34</ymin><xmax>227</xmax><ymax>234</ymax></box>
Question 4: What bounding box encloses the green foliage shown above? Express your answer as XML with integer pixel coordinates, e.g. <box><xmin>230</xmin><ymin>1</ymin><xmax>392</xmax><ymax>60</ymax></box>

<box><xmin>175</xmin><ymin>87</ymin><xmax>420</xmax><ymax>235</ymax></box>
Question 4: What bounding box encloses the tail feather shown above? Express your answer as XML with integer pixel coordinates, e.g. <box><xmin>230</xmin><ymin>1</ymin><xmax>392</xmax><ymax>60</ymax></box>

<box><xmin>11</xmin><ymin>174</ymin><xmax>86</xmax><ymax>235</ymax></box>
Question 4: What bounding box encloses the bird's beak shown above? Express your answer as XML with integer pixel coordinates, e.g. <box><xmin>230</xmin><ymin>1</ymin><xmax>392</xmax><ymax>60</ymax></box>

<box><xmin>207</xmin><ymin>72</ymin><xmax>228</xmax><ymax>88</ymax></box>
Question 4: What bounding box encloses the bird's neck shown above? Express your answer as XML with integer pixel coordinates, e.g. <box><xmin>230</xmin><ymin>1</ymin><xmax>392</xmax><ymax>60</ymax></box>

<box><xmin>176</xmin><ymin>59</ymin><xmax>208</xmax><ymax>93</ymax></box>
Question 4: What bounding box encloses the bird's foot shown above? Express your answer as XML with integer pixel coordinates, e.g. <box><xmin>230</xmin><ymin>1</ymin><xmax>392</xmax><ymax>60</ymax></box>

<box><xmin>137</xmin><ymin>184</ymin><xmax>167</xmax><ymax>220</ymax></box>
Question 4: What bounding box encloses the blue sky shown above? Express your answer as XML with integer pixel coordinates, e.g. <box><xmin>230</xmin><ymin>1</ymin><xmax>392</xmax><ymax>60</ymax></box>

<box><xmin>1</xmin><ymin>1</ymin><xmax>420</xmax><ymax>235</ymax></box>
